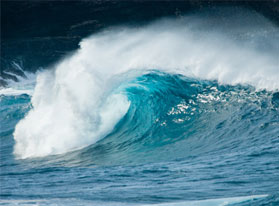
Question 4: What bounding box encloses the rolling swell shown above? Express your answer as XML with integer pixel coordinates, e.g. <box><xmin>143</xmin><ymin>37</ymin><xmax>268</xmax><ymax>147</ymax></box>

<box><xmin>63</xmin><ymin>72</ymin><xmax>279</xmax><ymax>165</ymax></box>
<box><xmin>11</xmin><ymin>70</ymin><xmax>279</xmax><ymax>168</ymax></box>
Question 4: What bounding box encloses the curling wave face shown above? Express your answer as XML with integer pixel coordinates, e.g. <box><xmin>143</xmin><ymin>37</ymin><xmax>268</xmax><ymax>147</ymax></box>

<box><xmin>55</xmin><ymin>71</ymin><xmax>279</xmax><ymax>165</ymax></box>
<box><xmin>13</xmin><ymin>9</ymin><xmax>279</xmax><ymax>159</ymax></box>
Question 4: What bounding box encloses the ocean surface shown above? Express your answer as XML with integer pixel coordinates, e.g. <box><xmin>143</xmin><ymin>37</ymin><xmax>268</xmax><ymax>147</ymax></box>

<box><xmin>1</xmin><ymin>4</ymin><xmax>279</xmax><ymax>206</ymax></box>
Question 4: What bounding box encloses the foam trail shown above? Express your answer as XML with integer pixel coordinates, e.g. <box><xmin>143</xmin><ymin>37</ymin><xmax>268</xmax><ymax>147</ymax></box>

<box><xmin>0</xmin><ymin>195</ymin><xmax>268</xmax><ymax>206</ymax></box>
<box><xmin>14</xmin><ymin>9</ymin><xmax>279</xmax><ymax>158</ymax></box>
<box><xmin>142</xmin><ymin>195</ymin><xmax>268</xmax><ymax>206</ymax></box>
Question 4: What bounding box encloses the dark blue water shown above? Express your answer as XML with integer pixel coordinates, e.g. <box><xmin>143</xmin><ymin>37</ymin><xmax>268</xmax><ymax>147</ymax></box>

<box><xmin>1</xmin><ymin>6</ymin><xmax>279</xmax><ymax>206</ymax></box>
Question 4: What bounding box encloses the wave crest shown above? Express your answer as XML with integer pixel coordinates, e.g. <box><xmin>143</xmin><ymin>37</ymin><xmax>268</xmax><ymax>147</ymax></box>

<box><xmin>13</xmin><ymin>10</ymin><xmax>279</xmax><ymax>158</ymax></box>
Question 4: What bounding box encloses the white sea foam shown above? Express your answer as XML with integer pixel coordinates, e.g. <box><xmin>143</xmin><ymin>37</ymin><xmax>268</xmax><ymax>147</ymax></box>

<box><xmin>14</xmin><ymin>67</ymin><xmax>130</xmax><ymax>158</ymax></box>
<box><xmin>0</xmin><ymin>194</ymin><xmax>268</xmax><ymax>206</ymax></box>
<box><xmin>14</xmin><ymin>8</ymin><xmax>279</xmax><ymax>158</ymax></box>
<box><xmin>0</xmin><ymin>71</ymin><xmax>37</xmax><ymax>96</ymax></box>
<box><xmin>142</xmin><ymin>195</ymin><xmax>268</xmax><ymax>206</ymax></box>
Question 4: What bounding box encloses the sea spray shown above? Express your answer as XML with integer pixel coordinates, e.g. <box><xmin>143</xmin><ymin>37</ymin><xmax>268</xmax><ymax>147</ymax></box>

<box><xmin>13</xmin><ymin>9</ymin><xmax>279</xmax><ymax>158</ymax></box>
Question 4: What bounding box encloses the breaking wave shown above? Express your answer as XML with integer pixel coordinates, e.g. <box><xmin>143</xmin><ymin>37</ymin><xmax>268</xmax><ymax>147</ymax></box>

<box><xmin>13</xmin><ymin>9</ymin><xmax>279</xmax><ymax>159</ymax></box>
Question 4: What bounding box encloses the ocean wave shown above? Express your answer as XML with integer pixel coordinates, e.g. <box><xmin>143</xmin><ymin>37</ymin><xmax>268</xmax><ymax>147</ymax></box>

<box><xmin>12</xmin><ymin>10</ymin><xmax>279</xmax><ymax>159</ymax></box>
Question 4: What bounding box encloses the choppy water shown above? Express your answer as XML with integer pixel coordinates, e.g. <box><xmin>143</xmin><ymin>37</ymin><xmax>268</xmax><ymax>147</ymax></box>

<box><xmin>1</xmin><ymin>7</ymin><xmax>279</xmax><ymax>206</ymax></box>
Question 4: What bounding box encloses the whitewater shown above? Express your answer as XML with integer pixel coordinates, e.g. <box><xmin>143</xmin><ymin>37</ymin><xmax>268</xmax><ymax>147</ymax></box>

<box><xmin>1</xmin><ymin>7</ymin><xmax>279</xmax><ymax>206</ymax></box>
<box><xmin>13</xmin><ymin>10</ymin><xmax>279</xmax><ymax>158</ymax></box>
